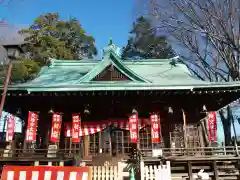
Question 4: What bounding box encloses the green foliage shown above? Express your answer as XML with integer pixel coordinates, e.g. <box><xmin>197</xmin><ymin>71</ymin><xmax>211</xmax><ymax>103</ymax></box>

<box><xmin>122</xmin><ymin>16</ymin><xmax>175</xmax><ymax>59</ymax></box>
<box><xmin>127</xmin><ymin>146</ymin><xmax>143</xmax><ymax>172</ymax></box>
<box><xmin>19</xmin><ymin>13</ymin><xmax>97</xmax><ymax>64</ymax></box>
<box><xmin>0</xmin><ymin>65</ymin><xmax>7</xmax><ymax>84</ymax></box>
<box><xmin>11</xmin><ymin>59</ymin><xmax>40</xmax><ymax>83</ymax></box>
<box><xmin>0</xmin><ymin>59</ymin><xmax>40</xmax><ymax>85</ymax></box>
<box><xmin>127</xmin><ymin>146</ymin><xmax>143</xmax><ymax>179</ymax></box>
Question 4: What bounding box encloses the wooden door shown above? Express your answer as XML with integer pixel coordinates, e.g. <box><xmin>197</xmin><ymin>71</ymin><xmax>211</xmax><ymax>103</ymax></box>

<box><xmin>112</xmin><ymin>131</ymin><xmax>124</xmax><ymax>155</ymax></box>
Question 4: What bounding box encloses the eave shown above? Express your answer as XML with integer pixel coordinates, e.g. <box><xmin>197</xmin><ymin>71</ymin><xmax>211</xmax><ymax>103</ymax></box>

<box><xmin>3</xmin><ymin>82</ymin><xmax>240</xmax><ymax>95</ymax></box>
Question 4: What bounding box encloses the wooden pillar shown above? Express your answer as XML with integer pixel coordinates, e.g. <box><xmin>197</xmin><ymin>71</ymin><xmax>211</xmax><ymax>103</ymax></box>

<box><xmin>187</xmin><ymin>161</ymin><xmax>193</xmax><ymax>180</ymax></box>
<box><xmin>84</xmin><ymin>135</ymin><xmax>89</xmax><ymax>157</ymax></box>
<box><xmin>182</xmin><ymin>109</ymin><xmax>188</xmax><ymax>156</ymax></box>
<box><xmin>200</xmin><ymin>119</ymin><xmax>209</xmax><ymax>146</ymax></box>
<box><xmin>0</xmin><ymin>60</ymin><xmax>12</xmax><ymax>128</ymax></box>
<box><xmin>198</xmin><ymin>125</ymin><xmax>204</xmax><ymax>147</ymax></box>
<box><xmin>109</xmin><ymin>131</ymin><xmax>112</xmax><ymax>155</ymax></box>
<box><xmin>102</xmin><ymin>131</ymin><xmax>107</xmax><ymax>153</ymax></box>
<box><xmin>237</xmin><ymin>160</ymin><xmax>240</xmax><ymax>180</ymax></box>
<box><xmin>99</xmin><ymin>132</ymin><xmax>102</xmax><ymax>153</ymax></box>
<box><xmin>64</xmin><ymin>138</ymin><xmax>68</xmax><ymax>152</ymax></box>
<box><xmin>69</xmin><ymin>138</ymin><xmax>72</xmax><ymax>154</ymax></box>
<box><xmin>212</xmin><ymin>161</ymin><xmax>219</xmax><ymax>180</ymax></box>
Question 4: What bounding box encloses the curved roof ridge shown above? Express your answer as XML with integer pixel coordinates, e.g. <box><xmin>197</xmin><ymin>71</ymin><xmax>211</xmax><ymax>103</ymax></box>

<box><xmin>47</xmin><ymin>58</ymin><xmax>99</xmax><ymax>67</ymax></box>
<box><xmin>122</xmin><ymin>56</ymin><xmax>180</xmax><ymax>63</ymax></box>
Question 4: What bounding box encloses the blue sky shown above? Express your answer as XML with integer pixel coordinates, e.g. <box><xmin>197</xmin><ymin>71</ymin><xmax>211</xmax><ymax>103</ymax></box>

<box><xmin>0</xmin><ymin>0</ymin><xmax>135</xmax><ymax>57</ymax></box>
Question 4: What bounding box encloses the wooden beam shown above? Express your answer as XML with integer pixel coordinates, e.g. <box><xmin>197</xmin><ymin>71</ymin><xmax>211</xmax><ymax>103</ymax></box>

<box><xmin>212</xmin><ymin>160</ymin><xmax>219</xmax><ymax>180</ymax></box>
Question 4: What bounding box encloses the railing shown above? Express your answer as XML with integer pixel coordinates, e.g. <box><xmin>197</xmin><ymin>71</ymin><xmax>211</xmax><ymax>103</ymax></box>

<box><xmin>0</xmin><ymin>146</ymin><xmax>239</xmax><ymax>161</ymax></box>
<box><xmin>0</xmin><ymin>148</ymin><xmax>81</xmax><ymax>160</ymax></box>
<box><xmin>141</xmin><ymin>146</ymin><xmax>240</xmax><ymax>159</ymax></box>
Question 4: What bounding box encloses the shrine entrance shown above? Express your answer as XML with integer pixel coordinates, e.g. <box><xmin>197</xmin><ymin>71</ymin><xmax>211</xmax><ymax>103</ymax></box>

<box><xmin>100</xmin><ymin>127</ymin><xmax>129</xmax><ymax>156</ymax></box>
<box><xmin>111</xmin><ymin>130</ymin><xmax>124</xmax><ymax>155</ymax></box>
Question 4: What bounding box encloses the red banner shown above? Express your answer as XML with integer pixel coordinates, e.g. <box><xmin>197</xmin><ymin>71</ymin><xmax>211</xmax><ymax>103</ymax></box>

<box><xmin>72</xmin><ymin>114</ymin><xmax>81</xmax><ymax>143</ymax></box>
<box><xmin>25</xmin><ymin>112</ymin><xmax>38</xmax><ymax>142</ymax></box>
<box><xmin>50</xmin><ymin>113</ymin><xmax>62</xmax><ymax>143</ymax></box>
<box><xmin>129</xmin><ymin>114</ymin><xmax>138</xmax><ymax>143</ymax></box>
<box><xmin>6</xmin><ymin>115</ymin><xmax>15</xmax><ymax>142</ymax></box>
<box><xmin>208</xmin><ymin>112</ymin><xmax>217</xmax><ymax>142</ymax></box>
<box><xmin>150</xmin><ymin>114</ymin><xmax>161</xmax><ymax>143</ymax></box>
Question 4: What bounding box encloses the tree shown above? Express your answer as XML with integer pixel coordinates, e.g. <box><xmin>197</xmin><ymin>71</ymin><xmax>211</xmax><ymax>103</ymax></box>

<box><xmin>11</xmin><ymin>59</ymin><xmax>40</xmax><ymax>83</ymax></box>
<box><xmin>0</xmin><ymin>13</ymin><xmax>98</xmax><ymax>84</ymax></box>
<box><xmin>20</xmin><ymin>13</ymin><xmax>97</xmax><ymax>65</ymax></box>
<box><xmin>0</xmin><ymin>59</ymin><xmax>40</xmax><ymax>84</ymax></box>
<box><xmin>122</xmin><ymin>16</ymin><xmax>175</xmax><ymax>59</ymax></box>
<box><xmin>135</xmin><ymin>0</ymin><xmax>239</xmax><ymax>145</ymax></box>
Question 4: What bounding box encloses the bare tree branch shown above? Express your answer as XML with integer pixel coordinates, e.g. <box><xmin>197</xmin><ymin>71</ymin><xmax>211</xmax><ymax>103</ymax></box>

<box><xmin>136</xmin><ymin>0</ymin><xmax>240</xmax><ymax>82</ymax></box>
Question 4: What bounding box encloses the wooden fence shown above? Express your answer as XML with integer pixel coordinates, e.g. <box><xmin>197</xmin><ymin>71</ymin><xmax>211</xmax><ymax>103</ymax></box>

<box><xmin>142</xmin><ymin>161</ymin><xmax>171</xmax><ymax>180</ymax></box>
<box><xmin>88</xmin><ymin>161</ymin><xmax>171</xmax><ymax>180</ymax></box>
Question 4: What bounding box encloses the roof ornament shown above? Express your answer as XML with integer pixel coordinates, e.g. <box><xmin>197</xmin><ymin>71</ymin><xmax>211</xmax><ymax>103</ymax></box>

<box><xmin>169</xmin><ymin>56</ymin><xmax>179</xmax><ymax>67</ymax></box>
<box><xmin>108</xmin><ymin>38</ymin><xmax>116</xmax><ymax>49</ymax></box>
<box><xmin>108</xmin><ymin>38</ymin><xmax>113</xmax><ymax>46</ymax></box>
<box><xmin>47</xmin><ymin>58</ymin><xmax>55</xmax><ymax>67</ymax></box>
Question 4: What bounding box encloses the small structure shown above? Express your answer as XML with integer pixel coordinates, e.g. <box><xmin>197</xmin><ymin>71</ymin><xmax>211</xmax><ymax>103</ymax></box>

<box><xmin>0</xmin><ymin>42</ymin><xmax>240</xmax><ymax>166</ymax></box>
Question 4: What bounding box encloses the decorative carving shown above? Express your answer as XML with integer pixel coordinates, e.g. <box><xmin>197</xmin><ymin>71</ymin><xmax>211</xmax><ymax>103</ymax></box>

<box><xmin>93</xmin><ymin>65</ymin><xmax>130</xmax><ymax>81</ymax></box>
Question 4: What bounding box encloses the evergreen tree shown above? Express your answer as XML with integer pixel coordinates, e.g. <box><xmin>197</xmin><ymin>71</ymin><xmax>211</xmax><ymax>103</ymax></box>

<box><xmin>122</xmin><ymin>16</ymin><xmax>175</xmax><ymax>59</ymax></box>
<box><xmin>0</xmin><ymin>13</ymin><xmax>98</xmax><ymax>84</ymax></box>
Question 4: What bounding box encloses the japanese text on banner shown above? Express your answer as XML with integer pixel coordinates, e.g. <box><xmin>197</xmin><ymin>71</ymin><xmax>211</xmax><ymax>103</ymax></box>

<box><xmin>129</xmin><ymin>114</ymin><xmax>138</xmax><ymax>143</ymax></box>
<box><xmin>25</xmin><ymin>112</ymin><xmax>38</xmax><ymax>142</ymax></box>
<box><xmin>72</xmin><ymin>114</ymin><xmax>81</xmax><ymax>143</ymax></box>
<box><xmin>208</xmin><ymin>112</ymin><xmax>217</xmax><ymax>142</ymax></box>
<box><xmin>50</xmin><ymin>113</ymin><xmax>62</xmax><ymax>143</ymax></box>
<box><xmin>6</xmin><ymin>115</ymin><xmax>15</xmax><ymax>142</ymax></box>
<box><xmin>150</xmin><ymin>114</ymin><xmax>161</xmax><ymax>143</ymax></box>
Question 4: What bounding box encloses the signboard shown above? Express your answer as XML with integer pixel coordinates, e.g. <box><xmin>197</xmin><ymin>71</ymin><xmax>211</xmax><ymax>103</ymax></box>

<box><xmin>129</xmin><ymin>114</ymin><xmax>138</xmax><ymax>143</ymax></box>
<box><xmin>6</xmin><ymin>115</ymin><xmax>15</xmax><ymax>142</ymax></box>
<box><xmin>47</xmin><ymin>144</ymin><xmax>58</xmax><ymax>158</ymax></box>
<box><xmin>25</xmin><ymin>112</ymin><xmax>38</xmax><ymax>142</ymax></box>
<box><xmin>150</xmin><ymin>114</ymin><xmax>161</xmax><ymax>143</ymax></box>
<box><xmin>72</xmin><ymin>114</ymin><xmax>81</xmax><ymax>143</ymax></box>
<box><xmin>152</xmin><ymin>149</ymin><xmax>163</xmax><ymax>157</ymax></box>
<box><xmin>50</xmin><ymin>113</ymin><xmax>62</xmax><ymax>143</ymax></box>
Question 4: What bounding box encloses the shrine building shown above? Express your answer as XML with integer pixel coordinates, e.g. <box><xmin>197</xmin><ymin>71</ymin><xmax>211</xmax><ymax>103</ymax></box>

<box><xmin>2</xmin><ymin>42</ymin><xmax>240</xmax><ymax>163</ymax></box>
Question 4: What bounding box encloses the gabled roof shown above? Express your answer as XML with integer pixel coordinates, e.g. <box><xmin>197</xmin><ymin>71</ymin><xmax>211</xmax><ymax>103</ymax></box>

<box><xmin>4</xmin><ymin>43</ymin><xmax>240</xmax><ymax>92</ymax></box>
<box><xmin>74</xmin><ymin>45</ymin><xmax>150</xmax><ymax>83</ymax></box>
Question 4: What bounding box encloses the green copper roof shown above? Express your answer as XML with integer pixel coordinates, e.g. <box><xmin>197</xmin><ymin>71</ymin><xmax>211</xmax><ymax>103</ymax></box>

<box><xmin>5</xmin><ymin>43</ymin><xmax>240</xmax><ymax>92</ymax></box>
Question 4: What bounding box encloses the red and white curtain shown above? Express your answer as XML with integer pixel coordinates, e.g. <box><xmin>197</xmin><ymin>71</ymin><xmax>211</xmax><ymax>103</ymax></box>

<box><xmin>64</xmin><ymin>119</ymin><xmax>146</xmax><ymax>137</ymax></box>
<box><xmin>207</xmin><ymin>112</ymin><xmax>217</xmax><ymax>142</ymax></box>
